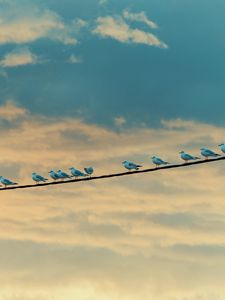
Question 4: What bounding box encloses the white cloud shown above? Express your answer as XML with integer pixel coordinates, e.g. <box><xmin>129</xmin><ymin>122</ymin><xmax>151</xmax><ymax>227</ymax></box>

<box><xmin>68</xmin><ymin>54</ymin><xmax>82</xmax><ymax>64</ymax></box>
<box><xmin>0</xmin><ymin>100</ymin><xmax>28</xmax><ymax>120</ymax></box>
<box><xmin>93</xmin><ymin>16</ymin><xmax>168</xmax><ymax>48</ymax></box>
<box><xmin>114</xmin><ymin>116</ymin><xmax>126</xmax><ymax>126</ymax></box>
<box><xmin>0</xmin><ymin>4</ymin><xmax>78</xmax><ymax>45</ymax></box>
<box><xmin>123</xmin><ymin>10</ymin><xmax>158</xmax><ymax>29</ymax></box>
<box><xmin>0</xmin><ymin>47</ymin><xmax>39</xmax><ymax>67</ymax></box>
<box><xmin>72</xmin><ymin>18</ymin><xmax>88</xmax><ymax>30</ymax></box>
<box><xmin>99</xmin><ymin>0</ymin><xmax>108</xmax><ymax>5</ymax></box>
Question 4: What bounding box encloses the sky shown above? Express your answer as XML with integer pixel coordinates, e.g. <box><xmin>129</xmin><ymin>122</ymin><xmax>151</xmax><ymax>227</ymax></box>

<box><xmin>1</xmin><ymin>0</ymin><xmax>225</xmax><ymax>299</ymax></box>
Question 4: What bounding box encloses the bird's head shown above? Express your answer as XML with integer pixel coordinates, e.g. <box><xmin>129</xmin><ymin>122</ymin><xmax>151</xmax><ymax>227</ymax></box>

<box><xmin>122</xmin><ymin>161</ymin><xmax>127</xmax><ymax>164</ymax></box>
<box><xmin>151</xmin><ymin>156</ymin><xmax>156</xmax><ymax>159</ymax></box>
<box><xmin>219</xmin><ymin>143</ymin><xmax>224</xmax><ymax>146</ymax></box>
<box><xmin>200</xmin><ymin>148</ymin><xmax>206</xmax><ymax>151</ymax></box>
<box><xmin>179</xmin><ymin>151</ymin><xmax>184</xmax><ymax>154</ymax></box>
<box><xmin>69</xmin><ymin>167</ymin><xmax>74</xmax><ymax>170</ymax></box>
<box><xmin>32</xmin><ymin>172</ymin><xmax>36</xmax><ymax>175</ymax></box>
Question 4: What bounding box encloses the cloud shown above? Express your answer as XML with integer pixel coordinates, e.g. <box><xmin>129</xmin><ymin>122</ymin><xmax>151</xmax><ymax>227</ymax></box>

<box><xmin>0</xmin><ymin>47</ymin><xmax>39</xmax><ymax>67</ymax></box>
<box><xmin>0</xmin><ymin>3</ymin><xmax>78</xmax><ymax>45</ymax></box>
<box><xmin>93</xmin><ymin>16</ymin><xmax>168</xmax><ymax>48</ymax></box>
<box><xmin>114</xmin><ymin>116</ymin><xmax>126</xmax><ymax>126</ymax></box>
<box><xmin>123</xmin><ymin>10</ymin><xmax>158</xmax><ymax>29</ymax></box>
<box><xmin>0</xmin><ymin>100</ymin><xmax>28</xmax><ymax>120</ymax></box>
<box><xmin>1</xmin><ymin>102</ymin><xmax>225</xmax><ymax>299</ymax></box>
<box><xmin>99</xmin><ymin>0</ymin><xmax>108</xmax><ymax>5</ymax></box>
<box><xmin>68</xmin><ymin>54</ymin><xmax>82</xmax><ymax>64</ymax></box>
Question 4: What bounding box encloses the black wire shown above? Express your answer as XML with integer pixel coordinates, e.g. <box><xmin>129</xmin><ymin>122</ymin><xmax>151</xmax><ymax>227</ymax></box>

<box><xmin>0</xmin><ymin>156</ymin><xmax>224</xmax><ymax>191</ymax></box>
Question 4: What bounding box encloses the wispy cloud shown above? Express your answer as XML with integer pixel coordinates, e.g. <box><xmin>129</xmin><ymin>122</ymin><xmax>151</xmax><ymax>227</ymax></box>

<box><xmin>0</xmin><ymin>100</ymin><xmax>27</xmax><ymax>120</ymax></box>
<box><xmin>99</xmin><ymin>0</ymin><xmax>108</xmax><ymax>5</ymax></box>
<box><xmin>68</xmin><ymin>54</ymin><xmax>82</xmax><ymax>64</ymax></box>
<box><xmin>0</xmin><ymin>47</ymin><xmax>39</xmax><ymax>67</ymax></box>
<box><xmin>123</xmin><ymin>10</ymin><xmax>158</xmax><ymax>29</ymax></box>
<box><xmin>114</xmin><ymin>116</ymin><xmax>126</xmax><ymax>126</ymax></box>
<box><xmin>93</xmin><ymin>15</ymin><xmax>168</xmax><ymax>48</ymax></box>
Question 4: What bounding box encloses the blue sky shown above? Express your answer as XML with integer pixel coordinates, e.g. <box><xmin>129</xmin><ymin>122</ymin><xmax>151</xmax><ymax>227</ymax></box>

<box><xmin>1</xmin><ymin>0</ymin><xmax>225</xmax><ymax>128</ymax></box>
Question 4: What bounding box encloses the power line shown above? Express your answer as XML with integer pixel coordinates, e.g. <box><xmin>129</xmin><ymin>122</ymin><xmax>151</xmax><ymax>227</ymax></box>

<box><xmin>1</xmin><ymin>156</ymin><xmax>225</xmax><ymax>191</ymax></box>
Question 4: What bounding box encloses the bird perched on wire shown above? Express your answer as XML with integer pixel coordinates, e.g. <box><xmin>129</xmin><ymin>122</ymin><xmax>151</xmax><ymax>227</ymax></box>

<box><xmin>0</xmin><ymin>176</ymin><xmax>17</xmax><ymax>188</ymax></box>
<box><xmin>49</xmin><ymin>170</ymin><xmax>60</xmax><ymax>181</ymax></box>
<box><xmin>179</xmin><ymin>151</ymin><xmax>200</xmax><ymax>163</ymax></box>
<box><xmin>69</xmin><ymin>167</ymin><xmax>86</xmax><ymax>178</ymax></box>
<box><xmin>200</xmin><ymin>148</ymin><xmax>220</xmax><ymax>159</ymax></box>
<box><xmin>57</xmin><ymin>170</ymin><xmax>71</xmax><ymax>180</ymax></box>
<box><xmin>84</xmin><ymin>167</ymin><xmax>94</xmax><ymax>176</ymax></box>
<box><xmin>151</xmin><ymin>156</ymin><xmax>169</xmax><ymax>168</ymax></box>
<box><xmin>32</xmin><ymin>173</ymin><xmax>48</xmax><ymax>184</ymax></box>
<box><xmin>122</xmin><ymin>161</ymin><xmax>142</xmax><ymax>171</ymax></box>
<box><xmin>219</xmin><ymin>143</ymin><xmax>225</xmax><ymax>154</ymax></box>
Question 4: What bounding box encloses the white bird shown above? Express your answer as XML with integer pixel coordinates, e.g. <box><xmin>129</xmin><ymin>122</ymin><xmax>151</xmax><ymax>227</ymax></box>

<box><xmin>84</xmin><ymin>167</ymin><xmax>94</xmax><ymax>176</ymax></box>
<box><xmin>57</xmin><ymin>170</ymin><xmax>71</xmax><ymax>180</ymax></box>
<box><xmin>32</xmin><ymin>173</ymin><xmax>48</xmax><ymax>184</ymax></box>
<box><xmin>69</xmin><ymin>167</ymin><xmax>86</xmax><ymax>178</ymax></box>
<box><xmin>200</xmin><ymin>148</ymin><xmax>220</xmax><ymax>159</ymax></box>
<box><xmin>151</xmin><ymin>156</ymin><xmax>169</xmax><ymax>168</ymax></box>
<box><xmin>179</xmin><ymin>151</ymin><xmax>200</xmax><ymax>163</ymax></box>
<box><xmin>122</xmin><ymin>161</ymin><xmax>142</xmax><ymax>171</ymax></box>
<box><xmin>219</xmin><ymin>143</ymin><xmax>225</xmax><ymax>154</ymax></box>
<box><xmin>49</xmin><ymin>170</ymin><xmax>60</xmax><ymax>181</ymax></box>
<box><xmin>0</xmin><ymin>176</ymin><xmax>17</xmax><ymax>188</ymax></box>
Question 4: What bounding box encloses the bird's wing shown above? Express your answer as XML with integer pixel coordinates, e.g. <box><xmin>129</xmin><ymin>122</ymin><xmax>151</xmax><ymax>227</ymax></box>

<box><xmin>158</xmin><ymin>158</ymin><xmax>165</xmax><ymax>164</ymax></box>
<box><xmin>4</xmin><ymin>179</ymin><xmax>11</xmax><ymax>184</ymax></box>
<box><xmin>205</xmin><ymin>149</ymin><xmax>215</xmax><ymax>155</ymax></box>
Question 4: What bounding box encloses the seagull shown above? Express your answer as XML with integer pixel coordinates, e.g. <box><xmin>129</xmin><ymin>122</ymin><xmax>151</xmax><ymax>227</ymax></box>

<box><xmin>84</xmin><ymin>167</ymin><xmax>94</xmax><ymax>176</ymax></box>
<box><xmin>0</xmin><ymin>176</ymin><xmax>17</xmax><ymax>188</ymax></box>
<box><xmin>179</xmin><ymin>151</ymin><xmax>200</xmax><ymax>163</ymax></box>
<box><xmin>200</xmin><ymin>148</ymin><xmax>220</xmax><ymax>160</ymax></box>
<box><xmin>32</xmin><ymin>173</ymin><xmax>48</xmax><ymax>184</ymax></box>
<box><xmin>152</xmin><ymin>156</ymin><xmax>169</xmax><ymax>168</ymax></box>
<box><xmin>219</xmin><ymin>143</ymin><xmax>225</xmax><ymax>154</ymax></box>
<box><xmin>122</xmin><ymin>161</ymin><xmax>142</xmax><ymax>171</ymax></box>
<box><xmin>69</xmin><ymin>167</ymin><xmax>86</xmax><ymax>178</ymax></box>
<box><xmin>57</xmin><ymin>170</ymin><xmax>71</xmax><ymax>180</ymax></box>
<box><xmin>49</xmin><ymin>170</ymin><xmax>60</xmax><ymax>181</ymax></box>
